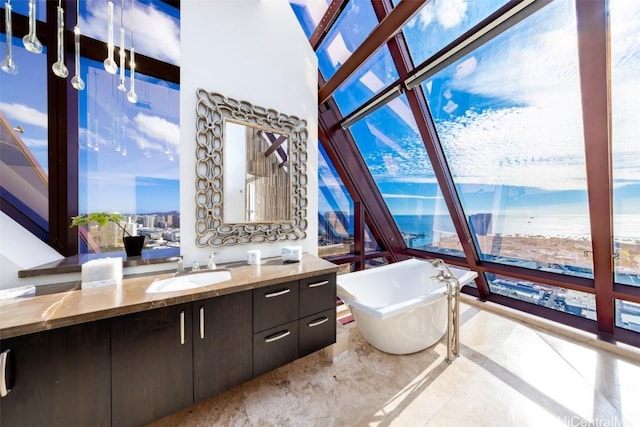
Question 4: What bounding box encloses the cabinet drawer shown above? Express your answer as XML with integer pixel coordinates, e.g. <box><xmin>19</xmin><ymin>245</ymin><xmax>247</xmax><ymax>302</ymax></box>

<box><xmin>298</xmin><ymin>308</ymin><xmax>336</xmax><ymax>358</ymax></box>
<box><xmin>253</xmin><ymin>321</ymin><xmax>299</xmax><ymax>377</ymax></box>
<box><xmin>299</xmin><ymin>274</ymin><xmax>336</xmax><ymax>318</ymax></box>
<box><xmin>253</xmin><ymin>281</ymin><xmax>299</xmax><ymax>332</ymax></box>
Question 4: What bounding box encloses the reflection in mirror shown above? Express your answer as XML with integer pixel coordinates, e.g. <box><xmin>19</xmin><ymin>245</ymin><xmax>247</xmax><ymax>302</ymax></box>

<box><xmin>195</xmin><ymin>89</ymin><xmax>308</xmax><ymax>246</ymax></box>
<box><xmin>223</xmin><ymin>120</ymin><xmax>290</xmax><ymax>223</ymax></box>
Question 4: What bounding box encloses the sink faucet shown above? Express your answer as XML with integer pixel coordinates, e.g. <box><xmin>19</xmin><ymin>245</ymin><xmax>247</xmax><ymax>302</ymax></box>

<box><xmin>207</xmin><ymin>252</ymin><xmax>218</xmax><ymax>270</ymax></box>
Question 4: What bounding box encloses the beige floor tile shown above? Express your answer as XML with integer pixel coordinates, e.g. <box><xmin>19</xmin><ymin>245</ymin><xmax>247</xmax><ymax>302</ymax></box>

<box><xmin>149</xmin><ymin>303</ymin><xmax>640</xmax><ymax>427</ymax></box>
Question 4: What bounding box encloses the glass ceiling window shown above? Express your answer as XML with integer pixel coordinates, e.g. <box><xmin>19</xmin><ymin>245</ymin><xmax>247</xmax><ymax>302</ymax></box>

<box><xmin>0</xmin><ymin>35</ymin><xmax>48</xmax><ymax>232</ymax></box>
<box><xmin>421</xmin><ymin>0</ymin><xmax>593</xmax><ymax>277</ymax></box>
<box><xmin>78</xmin><ymin>58</ymin><xmax>179</xmax><ymax>254</ymax></box>
<box><xmin>288</xmin><ymin>0</ymin><xmax>331</xmax><ymax>39</ymax></box>
<box><xmin>332</xmin><ymin>46</ymin><xmax>398</xmax><ymax>116</ymax></box>
<box><xmin>79</xmin><ymin>0</ymin><xmax>180</xmax><ymax>66</ymax></box>
<box><xmin>318</xmin><ymin>143</ymin><xmax>355</xmax><ymax>256</ymax></box>
<box><xmin>2</xmin><ymin>0</ymin><xmax>47</xmax><ymax>22</ymax></box>
<box><xmin>401</xmin><ymin>0</ymin><xmax>509</xmax><ymax>66</ymax></box>
<box><xmin>487</xmin><ymin>273</ymin><xmax>596</xmax><ymax>321</ymax></box>
<box><xmin>316</xmin><ymin>0</ymin><xmax>378</xmax><ymax>81</ymax></box>
<box><xmin>346</xmin><ymin>93</ymin><xmax>463</xmax><ymax>257</ymax></box>
<box><xmin>611</xmin><ymin>0</ymin><xmax>640</xmax><ymax>287</ymax></box>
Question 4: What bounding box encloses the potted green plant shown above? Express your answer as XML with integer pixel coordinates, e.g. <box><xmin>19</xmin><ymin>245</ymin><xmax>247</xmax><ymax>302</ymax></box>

<box><xmin>70</xmin><ymin>211</ymin><xmax>145</xmax><ymax>257</ymax></box>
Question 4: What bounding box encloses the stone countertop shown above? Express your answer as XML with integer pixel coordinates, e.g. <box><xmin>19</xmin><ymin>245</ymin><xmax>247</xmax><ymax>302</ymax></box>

<box><xmin>0</xmin><ymin>254</ymin><xmax>339</xmax><ymax>339</ymax></box>
<box><xmin>17</xmin><ymin>248</ymin><xmax>181</xmax><ymax>278</ymax></box>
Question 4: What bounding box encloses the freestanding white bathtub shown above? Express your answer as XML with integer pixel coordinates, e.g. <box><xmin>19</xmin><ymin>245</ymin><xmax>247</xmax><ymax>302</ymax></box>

<box><xmin>336</xmin><ymin>258</ymin><xmax>478</xmax><ymax>355</ymax></box>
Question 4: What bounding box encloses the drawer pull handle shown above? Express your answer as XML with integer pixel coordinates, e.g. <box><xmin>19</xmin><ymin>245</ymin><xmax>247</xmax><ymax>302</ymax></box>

<box><xmin>180</xmin><ymin>311</ymin><xmax>185</xmax><ymax>345</ymax></box>
<box><xmin>308</xmin><ymin>317</ymin><xmax>329</xmax><ymax>328</ymax></box>
<box><xmin>265</xmin><ymin>330</ymin><xmax>291</xmax><ymax>343</ymax></box>
<box><xmin>308</xmin><ymin>280</ymin><xmax>329</xmax><ymax>288</ymax></box>
<box><xmin>1</xmin><ymin>349</ymin><xmax>11</xmax><ymax>397</ymax></box>
<box><xmin>200</xmin><ymin>306</ymin><xmax>205</xmax><ymax>340</ymax></box>
<box><xmin>264</xmin><ymin>288</ymin><xmax>291</xmax><ymax>298</ymax></box>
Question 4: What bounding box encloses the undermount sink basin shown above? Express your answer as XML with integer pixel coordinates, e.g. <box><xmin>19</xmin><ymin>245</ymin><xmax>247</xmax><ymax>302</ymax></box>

<box><xmin>146</xmin><ymin>270</ymin><xmax>232</xmax><ymax>293</ymax></box>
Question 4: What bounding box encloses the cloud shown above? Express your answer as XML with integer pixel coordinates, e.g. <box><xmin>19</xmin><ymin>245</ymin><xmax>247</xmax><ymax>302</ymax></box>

<box><xmin>133</xmin><ymin>113</ymin><xmax>180</xmax><ymax>148</ymax></box>
<box><xmin>0</xmin><ymin>103</ymin><xmax>47</xmax><ymax>129</ymax></box>
<box><xmin>436</xmin><ymin>0</ymin><xmax>468</xmax><ymax>29</ymax></box>
<box><xmin>409</xmin><ymin>0</ymin><xmax>468</xmax><ymax>30</ymax></box>
<box><xmin>81</xmin><ymin>1</ymin><xmax>180</xmax><ymax>65</ymax></box>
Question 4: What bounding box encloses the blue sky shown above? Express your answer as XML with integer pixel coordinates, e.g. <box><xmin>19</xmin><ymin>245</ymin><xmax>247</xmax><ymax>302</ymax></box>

<box><xmin>1</xmin><ymin>0</ymin><xmax>639</xmax><ymax>233</ymax></box>
<box><xmin>1</xmin><ymin>0</ymin><xmax>180</xmax><ymax>214</ymax></box>
<box><xmin>307</xmin><ymin>0</ymin><xmax>640</xmax><ymax>238</ymax></box>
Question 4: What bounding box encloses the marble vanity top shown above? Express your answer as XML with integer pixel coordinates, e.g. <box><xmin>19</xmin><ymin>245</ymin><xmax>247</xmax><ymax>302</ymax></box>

<box><xmin>0</xmin><ymin>254</ymin><xmax>339</xmax><ymax>339</ymax></box>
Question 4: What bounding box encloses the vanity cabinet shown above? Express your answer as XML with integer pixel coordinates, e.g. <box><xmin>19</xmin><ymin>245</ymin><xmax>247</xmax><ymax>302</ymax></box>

<box><xmin>298</xmin><ymin>274</ymin><xmax>337</xmax><ymax>357</ymax></box>
<box><xmin>0</xmin><ymin>320</ymin><xmax>111</xmax><ymax>427</ymax></box>
<box><xmin>252</xmin><ymin>273</ymin><xmax>337</xmax><ymax>377</ymax></box>
<box><xmin>193</xmin><ymin>291</ymin><xmax>253</xmax><ymax>401</ymax></box>
<box><xmin>111</xmin><ymin>303</ymin><xmax>194</xmax><ymax>427</ymax></box>
<box><xmin>0</xmin><ymin>260</ymin><xmax>338</xmax><ymax>427</ymax></box>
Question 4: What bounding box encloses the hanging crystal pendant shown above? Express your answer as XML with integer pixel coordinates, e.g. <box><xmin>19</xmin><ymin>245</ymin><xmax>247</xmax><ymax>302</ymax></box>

<box><xmin>117</xmin><ymin>0</ymin><xmax>127</xmax><ymax>91</ymax></box>
<box><xmin>104</xmin><ymin>1</ymin><xmax>118</xmax><ymax>74</ymax></box>
<box><xmin>22</xmin><ymin>0</ymin><xmax>42</xmax><ymax>54</ymax></box>
<box><xmin>127</xmin><ymin>0</ymin><xmax>137</xmax><ymax>103</ymax></box>
<box><xmin>52</xmin><ymin>3</ymin><xmax>69</xmax><ymax>78</ymax></box>
<box><xmin>0</xmin><ymin>1</ymin><xmax>18</xmax><ymax>74</ymax></box>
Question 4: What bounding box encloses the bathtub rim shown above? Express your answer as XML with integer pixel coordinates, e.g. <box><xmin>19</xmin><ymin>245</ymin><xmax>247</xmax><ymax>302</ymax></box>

<box><xmin>336</xmin><ymin>258</ymin><xmax>447</xmax><ymax>320</ymax></box>
<box><xmin>336</xmin><ymin>258</ymin><xmax>478</xmax><ymax>321</ymax></box>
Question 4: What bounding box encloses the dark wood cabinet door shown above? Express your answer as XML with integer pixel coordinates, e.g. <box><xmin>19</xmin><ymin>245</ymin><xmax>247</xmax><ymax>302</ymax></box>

<box><xmin>0</xmin><ymin>321</ymin><xmax>111</xmax><ymax>427</ymax></box>
<box><xmin>111</xmin><ymin>303</ymin><xmax>193</xmax><ymax>427</ymax></box>
<box><xmin>299</xmin><ymin>273</ymin><xmax>336</xmax><ymax>318</ymax></box>
<box><xmin>193</xmin><ymin>292</ymin><xmax>253</xmax><ymax>401</ymax></box>
<box><xmin>253</xmin><ymin>281</ymin><xmax>299</xmax><ymax>332</ymax></box>
<box><xmin>299</xmin><ymin>308</ymin><xmax>336</xmax><ymax>357</ymax></box>
<box><xmin>253</xmin><ymin>320</ymin><xmax>298</xmax><ymax>377</ymax></box>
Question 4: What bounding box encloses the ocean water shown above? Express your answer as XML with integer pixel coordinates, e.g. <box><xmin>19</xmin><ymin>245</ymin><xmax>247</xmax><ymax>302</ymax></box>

<box><xmin>393</xmin><ymin>214</ymin><xmax>640</xmax><ymax>241</ymax></box>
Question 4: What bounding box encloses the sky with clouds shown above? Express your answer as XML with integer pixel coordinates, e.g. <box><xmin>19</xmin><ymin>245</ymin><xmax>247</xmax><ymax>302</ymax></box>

<box><xmin>0</xmin><ymin>0</ymin><xmax>180</xmax><ymax>214</ymax></box>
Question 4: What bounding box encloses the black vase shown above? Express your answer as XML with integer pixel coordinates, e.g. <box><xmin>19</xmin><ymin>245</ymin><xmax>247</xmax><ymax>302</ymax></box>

<box><xmin>123</xmin><ymin>235</ymin><xmax>145</xmax><ymax>257</ymax></box>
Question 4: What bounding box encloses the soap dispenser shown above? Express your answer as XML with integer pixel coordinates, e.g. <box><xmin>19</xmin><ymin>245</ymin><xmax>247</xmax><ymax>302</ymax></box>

<box><xmin>207</xmin><ymin>253</ymin><xmax>217</xmax><ymax>270</ymax></box>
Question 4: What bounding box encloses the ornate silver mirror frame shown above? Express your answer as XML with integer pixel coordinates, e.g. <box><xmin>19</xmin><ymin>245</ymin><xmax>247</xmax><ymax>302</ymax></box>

<box><xmin>195</xmin><ymin>89</ymin><xmax>308</xmax><ymax>246</ymax></box>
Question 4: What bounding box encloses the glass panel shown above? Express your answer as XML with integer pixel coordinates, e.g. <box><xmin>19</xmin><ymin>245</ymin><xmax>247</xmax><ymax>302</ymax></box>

<box><xmin>401</xmin><ymin>0</ymin><xmax>509</xmax><ymax>66</ymax></box>
<box><xmin>318</xmin><ymin>143</ymin><xmax>354</xmax><ymax>258</ymax></box>
<box><xmin>78</xmin><ymin>58</ymin><xmax>179</xmax><ymax>255</ymax></box>
<box><xmin>346</xmin><ymin>93</ymin><xmax>464</xmax><ymax>257</ymax></box>
<box><xmin>615</xmin><ymin>299</ymin><xmax>640</xmax><ymax>333</ymax></box>
<box><xmin>365</xmin><ymin>257</ymin><xmax>388</xmax><ymax>269</ymax></box>
<box><xmin>333</xmin><ymin>46</ymin><xmax>399</xmax><ymax>116</ymax></box>
<box><xmin>611</xmin><ymin>1</ymin><xmax>640</xmax><ymax>287</ymax></box>
<box><xmin>364</xmin><ymin>223</ymin><xmax>381</xmax><ymax>253</ymax></box>
<box><xmin>0</xmin><ymin>35</ymin><xmax>48</xmax><ymax>230</ymax></box>
<box><xmin>1</xmin><ymin>0</ymin><xmax>47</xmax><ymax>22</ymax></box>
<box><xmin>487</xmin><ymin>273</ymin><xmax>597</xmax><ymax>321</ymax></box>
<box><xmin>422</xmin><ymin>0</ymin><xmax>593</xmax><ymax>277</ymax></box>
<box><xmin>317</xmin><ymin>0</ymin><xmax>378</xmax><ymax>80</ymax></box>
<box><xmin>288</xmin><ymin>0</ymin><xmax>331</xmax><ymax>39</ymax></box>
<box><xmin>80</xmin><ymin>0</ymin><xmax>180</xmax><ymax>66</ymax></box>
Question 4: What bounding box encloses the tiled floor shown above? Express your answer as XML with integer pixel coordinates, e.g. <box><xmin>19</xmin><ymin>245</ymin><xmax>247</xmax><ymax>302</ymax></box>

<box><xmin>149</xmin><ymin>299</ymin><xmax>640</xmax><ymax>427</ymax></box>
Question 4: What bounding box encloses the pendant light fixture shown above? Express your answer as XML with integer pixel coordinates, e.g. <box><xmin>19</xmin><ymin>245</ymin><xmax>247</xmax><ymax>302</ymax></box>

<box><xmin>52</xmin><ymin>0</ymin><xmax>69</xmax><ymax>78</ymax></box>
<box><xmin>104</xmin><ymin>1</ymin><xmax>118</xmax><ymax>74</ymax></box>
<box><xmin>22</xmin><ymin>0</ymin><xmax>42</xmax><ymax>54</ymax></box>
<box><xmin>71</xmin><ymin>0</ymin><xmax>85</xmax><ymax>90</ymax></box>
<box><xmin>117</xmin><ymin>0</ymin><xmax>127</xmax><ymax>91</ymax></box>
<box><xmin>127</xmin><ymin>0</ymin><xmax>138</xmax><ymax>104</ymax></box>
<box><xmin>0</xmin><ymin>0</ymin><xmax>18</xmax><ymax>74</ymax></box>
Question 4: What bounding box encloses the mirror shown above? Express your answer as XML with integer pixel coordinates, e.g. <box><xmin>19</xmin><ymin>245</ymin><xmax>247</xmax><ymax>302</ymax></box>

<box><xmin>194</xmin><ymin>89</ymin><xmax>308</xmax><ymax>246</ymax></box>
<box><xmin>223</xmin><ymin>120</ymin><xmax>290</xmax><ymax>223</ymax></box>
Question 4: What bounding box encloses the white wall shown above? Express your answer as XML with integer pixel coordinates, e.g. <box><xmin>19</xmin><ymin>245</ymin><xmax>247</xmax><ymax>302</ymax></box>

<box><xmin>180</xmin><ymin>0</ymin><xmax>318</xmax><ymax>267</ymax></box>
<box><xmin>0</xmin><ymin>212</ymin><xmax>64</xmax><ymax>289</ymax></box>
